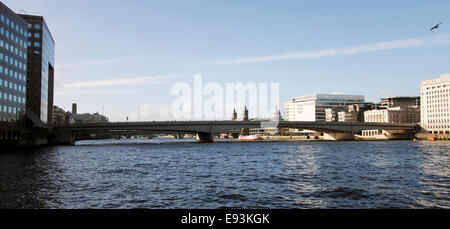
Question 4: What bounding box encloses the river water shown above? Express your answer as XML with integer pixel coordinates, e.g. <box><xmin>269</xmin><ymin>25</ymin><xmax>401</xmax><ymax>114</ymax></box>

<box><xmin>0</xmin><ymin>139</ymin><xmax>449</xmax><ymax>209</ymax></box>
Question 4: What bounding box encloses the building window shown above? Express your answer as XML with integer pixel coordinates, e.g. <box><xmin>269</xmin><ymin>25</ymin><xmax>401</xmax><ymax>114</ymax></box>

<box><xmin>34</xmin><ymin>33</ymin><xmax>40</xmax><ymax>38</ymax></box>
<box><xmin>34</xmin><ymin>24</ymin><xmax>41</xmax><ymax>29</ymax></box>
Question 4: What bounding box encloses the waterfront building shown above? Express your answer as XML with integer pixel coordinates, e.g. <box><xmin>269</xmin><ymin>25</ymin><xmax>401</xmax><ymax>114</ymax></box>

<box><xmin>0</xmin><ymin>2</ymin><xmax>28</xmax><ymax>122</ymax></box>
<box><xmin>18</xmin><ymin>14</ymin><xmax>55</xmax><ymax>127</ymax></box>
<box><xmin>338</xmin><ymin>110</ymin><xmax>358</xmax><ymax>122</ymax></box>
<box><xmin>358</xmin><ymin>107</ymin><xmax>420</xmax><ymax>140</ymax></box>
<box><xmin>420</xmin><ymin>73</ymin><xmax>450</xmax><ymax>134</ymax></box>
<box><xmin>284</xmin><ymin>94</ymin><xmax>365</xmax><ymax>122</ymax></box>
<box><xmin>380</xmin><ymin>96</ymin><xmax>420</xmax><ymax>109</ymax></box>
<box><xmin>53</xmin><ymin>105</ymin><xmax>70</xmax><ymax>125</ymax></box>
<box><xmin>337</xmin><ymin>103</ymin><xmax>378</xmax><ymax>123</ymax></box>
<box><xmin>69</xmin><ymin>112</ymin><xmax>108</xmax><ymax>124</ymax></box>
<box><xmin>364</xmin><ymin>107</ymin><xmax>420</xmax><ymax>124</ymax></box>
<box><xmin>325</xmin><ymin>107</ymin><xmax>346</xmax><ymax>122</ymax></box>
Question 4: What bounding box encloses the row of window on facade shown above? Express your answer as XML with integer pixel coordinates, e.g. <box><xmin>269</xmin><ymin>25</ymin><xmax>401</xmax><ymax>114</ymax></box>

<box><xmin>424</xmin><ymin>125</ymin><xmax>450</xmax><ymax>131</ymax></box>
<box><xmin>0</xmin><ymin>66</ymin><xmax>27</xmax><ymax>82</ymax></box>
<box><xmin>425</xmin><ymin>90</ymin><xmax>450</xmax><ymax>94</ymax></box>
<box><xmin>0</xmin><ymin>28</ymin><xmax>27</xmax><ymax>48</ymax></box>
<box><xmin>427</xmin><ymin>119</ymin><xmax>450</xmax><ymax>124</ymax></box>
<box><xmin>426</xmin><ymin>99</ymin><xmax>450</xmax><ymax>104</ymax></box>
<box><xmin>0</xmin><ymin>104</ymin><xmax>23</xmax><ymax>116</ymax></box>
<box><xmin>425</xmin><ymin>84</ymin><xmax>450</xmax><ymax>90</ymax></box>
<box><xmin>0</xmin><ymin>79</ymin><xmax>26</xmax><ymax>93</ymax></box>
<box><xmin>427</xmin><ymin>115</ymin><xmax>449</xmax><ymax>119</ymax></box>
<box><xmin>427</xmin><ymin>103</ymin><xmax>449</xmax><ymax>108</ymax></box>
<box><xmin>0</xmin><ymin>55</ymin><xmax>27</xmax><ymax>72</ymax></box>
<box><xmin>0</xmin><ymin>13</ymin><xmax>29</xmax><ymax>32</ymax></box>
<box><xmin>0</xmin><ymin>91</ymin><xmax>26</xmax><ymax>104</ymax></box>
<box><xmin>0</xmin><ymin>27</ymin><xmax>27</xmax><ymax>49</ymax></box>
<box><xmin>0</xmin><ymin>40</ymin><xmax>27</xmax><ymax>61</ymax></box>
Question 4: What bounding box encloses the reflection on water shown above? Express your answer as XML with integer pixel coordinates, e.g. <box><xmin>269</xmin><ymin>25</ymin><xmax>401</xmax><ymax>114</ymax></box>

<box><xmin>0</xmin><ymin>139</ymin><xmax>449</xmax><ymax>209</ymax></box>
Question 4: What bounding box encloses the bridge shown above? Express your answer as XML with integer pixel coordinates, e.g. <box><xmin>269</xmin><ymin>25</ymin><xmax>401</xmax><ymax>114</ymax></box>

<box><xmin>52</xmin><ymin>121</ymin><xmax>418</xmax><ymax>144</ymax></box>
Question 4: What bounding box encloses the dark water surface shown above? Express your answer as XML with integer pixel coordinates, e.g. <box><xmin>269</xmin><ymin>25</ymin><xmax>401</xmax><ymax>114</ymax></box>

<box><xmin>0</xmin><ymin>139</ymin><xmax>449</xmax><ymax>209</ymax></box>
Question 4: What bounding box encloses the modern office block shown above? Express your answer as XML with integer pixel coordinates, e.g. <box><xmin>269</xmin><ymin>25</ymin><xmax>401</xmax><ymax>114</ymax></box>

<box><xmin>421</xmin><ymin>73</ymin><xmax>450</xmax><ymax>134</ymax></box>
<box><xmin>19</xmin><ymin>14</ymin><xmax>55</xmax><ymax>126</ymax></box>
<box><xmin>0</xmin><ymin>2</ymin><xmax>28</xmax><ymax>122</ymax></box>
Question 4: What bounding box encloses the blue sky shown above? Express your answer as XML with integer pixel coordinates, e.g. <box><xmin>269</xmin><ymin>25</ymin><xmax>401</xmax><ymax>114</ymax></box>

<box><xmin>4</xmin><ymin>0</ymin><xmax>450</xmax><ymax>121</ymax></box>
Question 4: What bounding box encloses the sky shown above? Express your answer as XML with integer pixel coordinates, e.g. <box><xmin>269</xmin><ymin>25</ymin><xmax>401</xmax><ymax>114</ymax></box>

<box><xmin>3</xmin><ymin>0</ymin><xmax>450</xmax><ymax>121</ymax></box>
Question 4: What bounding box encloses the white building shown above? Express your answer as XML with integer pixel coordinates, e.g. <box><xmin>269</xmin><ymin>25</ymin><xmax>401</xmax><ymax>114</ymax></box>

<box><xmin>364</xmin><ymin>107</ymin><xmax>420</xmax><ymax>124</ymax></box>
<box><xmin>284</xmin><ymin>94</ymin><xmax>365</xmax><ymax>122</ymax></box>
<box><xmin>421</xmin><ymin>73</ymin><xmax>450</xmax><ymax>134</ymax></box>
<box><xmin>358</xmin><ymin>107</ymin><xmax>420</xmax><ymax>140</ymax></box>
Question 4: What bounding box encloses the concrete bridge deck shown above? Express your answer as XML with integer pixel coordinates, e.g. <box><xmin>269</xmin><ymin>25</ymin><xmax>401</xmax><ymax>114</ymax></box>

<box><xmin>53</xmin><ymin>121</ymin><xmax>418</xmax><ymax>143</ymax></box>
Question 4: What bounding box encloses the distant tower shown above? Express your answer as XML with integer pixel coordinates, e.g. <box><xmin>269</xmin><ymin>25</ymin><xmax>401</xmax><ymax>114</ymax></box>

<box><xmin>242</xmin><ymin>106</ymin><xmax>249</xmax><ymax>121</ymax></box>
<box><xmin>241</xmin><ymin>106</ymin><xmax>250</xmax><ymax>136</ymax></box>
<box><xmin>232</xmin><ymin>109</ymin><xmax>238</xmax><ymax>121</ymax></box>
<box><xmin>72</xmin><ymin>103</ymin><xmax>77</xmax><ymax>115</ymax></box>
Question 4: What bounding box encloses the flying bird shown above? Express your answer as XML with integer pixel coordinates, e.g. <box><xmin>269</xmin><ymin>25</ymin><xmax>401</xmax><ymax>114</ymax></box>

<box><xmin>430</xmin><ymin>23</ymin><xmax>442</xmax><ymax>31</ymax></box>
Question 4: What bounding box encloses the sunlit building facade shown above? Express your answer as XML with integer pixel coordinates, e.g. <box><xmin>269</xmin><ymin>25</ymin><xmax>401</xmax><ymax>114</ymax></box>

<box><xmin>421</xmin><ymin>73</ymin><xmax>450</xmax><ymax>134</ymax></box>
<box><xmin>0</xmin><ymin>2</ymin><xmax>28</xmax><ymax>122</ymax></box>
<box><xmin>284</xmin><ymin>94</ymin><xmax>365</xmax><ymax>122</ymax></box>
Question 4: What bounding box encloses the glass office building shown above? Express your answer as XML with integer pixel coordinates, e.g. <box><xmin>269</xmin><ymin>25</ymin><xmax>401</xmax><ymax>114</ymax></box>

<box><xmin>0</xmin><ymin>2</ymin><xmax>28</xmax><ymax>122</ymax></box>
<box><xmin>19</xmin><ymin>14</ymin><xmax>55</xmax><ymax>126</ymax></box>
<box><xmin>284</xmin><ymin>94</ymin><xmax>366</xmax><ymax>122</ymax></box>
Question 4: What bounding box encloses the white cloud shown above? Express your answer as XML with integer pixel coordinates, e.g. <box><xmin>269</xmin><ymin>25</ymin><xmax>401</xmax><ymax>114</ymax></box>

<box><xmin>187</xmin><ymin>35</ymin><xmax>450</xmax><ymax>66</ymax></box>
<box><xmin>54</xmin><ymin>57</ymin><xmax>132</xmax><ymax>89</ymax></box>
<box><xmin>55</xmin><ymin>89</ymin><xmax>145</xmax><ymax>95</ymax></box>
<box><xmin>55</xmin><ymin>57</ymin><xmax>130</xmax><ymax>70</ymax></box>
<box><xmin>61</xmin><ymin>75</ymin><xmax>182</xmax><ymax>88</ymax></box>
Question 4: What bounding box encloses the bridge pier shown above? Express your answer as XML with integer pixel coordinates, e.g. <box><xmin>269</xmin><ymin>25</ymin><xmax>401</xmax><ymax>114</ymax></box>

<box><xmin>49</xmin><ymin>129</ymin><xmax>75</xmax><ymax>145</ymax></box>
<box><xmin>322</xmin><ymin>132</ymin><xmax>354</xmax><ymax>141</ymax></box>
<box><xmin>196</xmin><ymin>133</ymin><xmax>214</xmax><ymax>143</ymax></box>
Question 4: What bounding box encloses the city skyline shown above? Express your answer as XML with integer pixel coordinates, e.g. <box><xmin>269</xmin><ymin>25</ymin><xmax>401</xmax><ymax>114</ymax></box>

<box><xmin>3</xmin><ymin>0</ymin><xmax>450</xmax><ymax>121</ymax></box>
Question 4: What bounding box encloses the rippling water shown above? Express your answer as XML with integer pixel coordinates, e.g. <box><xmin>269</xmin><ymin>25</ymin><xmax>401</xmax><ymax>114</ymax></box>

<box><xmin>0</xmin><ymin>139</ymin><xmax>449</xmax><ymax>209</ymax></box>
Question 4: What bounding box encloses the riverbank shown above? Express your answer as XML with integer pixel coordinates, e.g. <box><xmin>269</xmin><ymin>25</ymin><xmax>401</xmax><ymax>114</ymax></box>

<box><xmin>415</xmin><ymin>133</ymin><xmax>450</xmax><ymax>141</ymax></box>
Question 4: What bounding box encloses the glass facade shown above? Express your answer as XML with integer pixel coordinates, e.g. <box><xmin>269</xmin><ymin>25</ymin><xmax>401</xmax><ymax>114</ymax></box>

<box><xmin>284</xmin><ymin>94</ymin><xmax>365</xmax><ymax>122</ymax></box>
<box><xmin>19</xmin><ymin>14</ymin><xmax>55</xmax><ymax>125</ymax></box>
<box><xmin>0</xmin><ymin>2</ymin><xmax>28</xmax><ymax>122</ymax></box>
